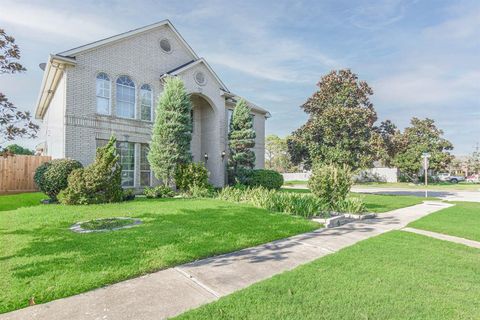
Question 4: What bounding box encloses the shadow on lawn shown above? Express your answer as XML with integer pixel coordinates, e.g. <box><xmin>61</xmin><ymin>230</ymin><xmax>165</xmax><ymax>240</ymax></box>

<box><xmin>4</xmin><ymin>204</ymin><xmax>312</xmax><ymax>281</ymax></box>
<box><xmin>183</xmin><ymin>215</ymin><xmax>401</xmax><ymax>269</ymax></box>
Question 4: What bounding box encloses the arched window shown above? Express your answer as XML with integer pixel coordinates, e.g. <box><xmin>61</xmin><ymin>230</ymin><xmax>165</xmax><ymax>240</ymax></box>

<box><xmin>96</xmin><ymin>73</ymin><xmax>110</xmax><ymax>114</ymax></box>
<box><xmin>140</xmin><ymin>84</ymin><xmax>152</xmax><ymax>121</ymax></box>
<box><xmin>116</xmin><ymin>75</ymin><xmax>135</xmax><ymax>118</ymax></box>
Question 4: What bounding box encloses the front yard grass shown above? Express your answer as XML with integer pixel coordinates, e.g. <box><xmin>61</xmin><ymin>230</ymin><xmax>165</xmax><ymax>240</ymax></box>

<box><xmin>409</xmin><ymin>202</ymin><xmax>480</xmax><ymax>241</ymax></box>
<box><xmin>0</xmin><ymin>192</ymin><xmax>45</xmax><ymax>212</ymax></box>
<box><xmin>281</xmin><ymin>188</ymin><xmax>427</xmax><ymax>213</ymax></box>
<box><xmin>0</xmin><ymin>198</ymin><xmax>319</xmax><ymax>314</ymax></box>
<box><xmin>176</xmin><ymin>231</ymin><xmax>480</xmax><ymax>320</ymax></box>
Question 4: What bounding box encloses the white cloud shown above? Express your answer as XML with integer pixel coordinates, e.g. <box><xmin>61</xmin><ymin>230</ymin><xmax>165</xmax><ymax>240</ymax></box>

<box><xmin>0</xmin><ymin>1</ymin><xmax>117</xmax><ymax>42</ymax></box>
<box><xmin>347</xmin><ymin>0</ymin><xmax>413</xmax><ymax>30</ymax></box>
<box><xmin>374</xmin><ymin>67</ymin><xmax>480</xmax><ymax>105</ymax></box>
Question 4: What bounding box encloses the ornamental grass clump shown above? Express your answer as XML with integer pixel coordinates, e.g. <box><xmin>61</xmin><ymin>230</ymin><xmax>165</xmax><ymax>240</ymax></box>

<box><xmin>308</xmin><ymin>163</ymin><xmax>353</xmax><ymax>211</ymax></box>
<box><xmin>336</xmin><ymin>197</ymin><xmax>367</xmax><ymax>214</ymax></box>
<box><xmin>217</xmin><ymin>186</ymin><xmax>328</xmax><ymax>218</ymax></box>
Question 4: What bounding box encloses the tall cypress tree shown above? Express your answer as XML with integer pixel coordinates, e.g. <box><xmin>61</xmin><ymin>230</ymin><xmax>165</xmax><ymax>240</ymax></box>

<box><xmin>148</xmin><ymin>77</ymin><xmax>192</xmax><ymax>186</ymax></box>
<box><xmin>228</xmin><ymin>99</ymin><xmax>256</xmax><ymax>180</ymax></box>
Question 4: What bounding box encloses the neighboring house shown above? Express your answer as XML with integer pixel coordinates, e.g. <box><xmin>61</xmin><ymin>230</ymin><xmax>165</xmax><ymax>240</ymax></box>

<box><xmin>35</xmin><ymin>20</ymin><xmax>270</xmax><ymax>188</ymax></box>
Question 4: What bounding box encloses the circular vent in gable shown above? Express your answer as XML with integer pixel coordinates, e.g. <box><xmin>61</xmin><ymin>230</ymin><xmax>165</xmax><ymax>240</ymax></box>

<box><xmin>194</xmin><ymin>71</ymin><xmax>206</xmax><ymax>85</ymax></box>
<box><xmin>159</xmin><ymin>39</ymin><xmax>172</xmax><ymax>53</ymax></box>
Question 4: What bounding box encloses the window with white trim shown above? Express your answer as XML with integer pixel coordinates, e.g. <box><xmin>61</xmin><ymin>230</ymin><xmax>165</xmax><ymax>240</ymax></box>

<box><xmin>116</xmin><ymin>76</ymin><xmax>135</xmax><ymax>118</ymax></box>
<box><xmin>140</xmin><ymin>144</ymin><xmax>151</xmax><ymax>187</ymax></box>
<box><xmin>140</xmin><ymin>84</ymin><xmax>153</xmax><ymax>121</ymax></box>
<box><xmin>96</xmin><ymin>73</ymin><xmax>110</xmax><ymax>114</ymax></box>
<box><xmin>117</xmin><ymin>141</ymin><xmax>135</xmax><ymax>187</ymax></box>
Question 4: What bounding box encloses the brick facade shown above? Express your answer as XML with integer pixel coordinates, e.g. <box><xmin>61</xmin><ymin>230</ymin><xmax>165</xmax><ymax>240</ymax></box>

<box><xmin>37</xmin><ymin>21</ymin><xmax>267</xmax><ymax>188</ymax></box>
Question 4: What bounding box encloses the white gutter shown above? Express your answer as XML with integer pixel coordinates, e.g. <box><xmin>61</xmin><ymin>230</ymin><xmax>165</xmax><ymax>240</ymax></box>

<box><xmin>35</xmin><ymin>55</ymin><xmax>76</xmax><ymax>119</ymax></box>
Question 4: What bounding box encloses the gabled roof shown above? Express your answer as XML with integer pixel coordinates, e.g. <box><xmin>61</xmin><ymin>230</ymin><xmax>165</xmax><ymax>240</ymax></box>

<box><xmin>161</xmin><ymin>58</ymin><xmax>229</xmax><ymax>92</ymax></box>
<box><xmin>58</xmin><ymin>19</ymin><xmax>198</xmax><ymax>59</ymax></box>
<box><xmin>222</xmin><ymin>90</ymin><xmax>271</xmax><ymax>117</ymax></box>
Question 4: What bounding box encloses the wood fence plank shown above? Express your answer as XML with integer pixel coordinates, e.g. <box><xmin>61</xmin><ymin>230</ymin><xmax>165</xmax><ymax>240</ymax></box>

<box><xmin>0</xmin><ymin>155</ymin><xmax>51</xmax><ymax>194</ymax></box>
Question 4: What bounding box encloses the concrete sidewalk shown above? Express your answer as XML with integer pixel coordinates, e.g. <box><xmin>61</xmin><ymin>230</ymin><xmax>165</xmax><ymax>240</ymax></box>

<box><xmin>403</xmin><ymin>227</ymin><xmax>480</xmax><ymax>249</ymax></box>
<box><xmin>0</xmin><ymin>201</ymin><xmax>453</xmax><ymax>320</ymax></box>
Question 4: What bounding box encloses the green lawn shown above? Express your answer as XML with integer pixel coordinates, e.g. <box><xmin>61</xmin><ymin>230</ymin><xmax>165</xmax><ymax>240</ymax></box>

<box><xmin>176</xmin><ymin>231</ymin><xmax>480</xmax><ymax>320</ymax></box>
<box><xmin>281</xmin><ymin>188</ymin><xmax>427</xmax><ymax>213</ymax></box>
<box><xmin>283</xmin><ymin>180</ymin><xmax>308</xmax><ymax>186</ymax></box>
<box><xmin>0</xmin><ymin>198</ymin><xmax>319</xmax><ymax>314</ymax></box>
<box><xmin>0</xmin><ymin>192</ymin><xmax>45</xmax><ymax>212</ymax></box>
<box><xmin>409</xmin><ymin>202</ymin><xmax>480</xmax><ymax>241</ymax></box>
<box><xmin>354</xmin><ymin>181</ymin><xmax>480</xmax><ymax>191</ymax></box>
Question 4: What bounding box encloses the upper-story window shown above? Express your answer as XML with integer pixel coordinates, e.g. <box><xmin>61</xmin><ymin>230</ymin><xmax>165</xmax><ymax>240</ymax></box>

<box><xmin>116</xmin><ymin>75</ymin><xmax>136</xmax><ymax>118</ymax></box>
<box><xmin>140</xmin><ymin>84</ymin><xmax>153</xmax><ymax>121</ymax></box>
<box><xmin>96</xmin><ymin>73</ymin><xmax>110</xmax><ymax>114</ymax></box>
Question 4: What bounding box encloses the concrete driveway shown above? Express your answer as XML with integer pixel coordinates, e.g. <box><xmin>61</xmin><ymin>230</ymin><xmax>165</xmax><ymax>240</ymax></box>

<box><xmin>351</xmin><ymin>186</ymin><xmax>480</xmax><ymax>202</ymax></box>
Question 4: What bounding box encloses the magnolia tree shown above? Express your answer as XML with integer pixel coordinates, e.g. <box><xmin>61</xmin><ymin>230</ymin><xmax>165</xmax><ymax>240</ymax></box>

<box><xmin>288</xmin><ymin>69</ymin><xmax>377</xmax><ymax>170</ymax></box>
<box><xmin>148</xmin><ymin>77</ymin><xmax>192</xmax><ymax>186</ymax></box>
<box><xmin>228</xmin><ymin>99</ymin><xmax>256</xmax><ymax>182</ymax></box>
<box><xmin>0</xmin><ymin>29</ymin><xmax>38</xmax><ymax>148</ymax></box>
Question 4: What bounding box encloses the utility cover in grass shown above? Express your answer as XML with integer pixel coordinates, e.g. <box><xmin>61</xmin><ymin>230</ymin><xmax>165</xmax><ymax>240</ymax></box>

<box><xmin>70</xmin><ymin>217</ymin><xmax>142</xmax><ymax>233</ymax></box>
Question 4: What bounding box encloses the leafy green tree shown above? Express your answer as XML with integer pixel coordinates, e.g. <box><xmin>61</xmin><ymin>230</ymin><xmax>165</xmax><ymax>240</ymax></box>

<box><xmin>4</xmin><ymin>144</ymin><xmax>34</xmax><ymax>155</ymax></box>
<box><xmin>228</xmin><ymin>99</ymin><xmax>256</xmax><ymax>180</ymax></box>
<box><xmin>467</xmin><ymin>146</ymin><xmax>480</xmax><ymax>174</ymax></box>
<box><xmin>148</xmin><ymin>77</ymin><xmax>192</xmax><ymax>186</ymax></box>
<box><xmin>289</xmin><ymin>69</ymin><xmax>377</xmax><ymax>170</ymax></box>
<box><xmin>265</xmin><ymin>134</ymin><xmax>297</xmax><ymax>172</ymax></box>
<box><xmin>394</xmin><ymin>117</ymin><xmax>453</xmax><ymax>181</ymax></box>
<box><xmin>370</xmin><ymin>120</ymin><xmax>401</xmax><ymax>167</ymax></box>
<box><xmin>0</xmin><ymin>29</ymin><xmax>38</xmax><ymax>148</ymax></box>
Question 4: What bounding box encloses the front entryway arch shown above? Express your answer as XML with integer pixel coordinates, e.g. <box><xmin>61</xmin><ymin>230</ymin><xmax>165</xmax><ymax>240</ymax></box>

<box><xmin>190</xmin><ymin>94</ymin><xmax>217</xmax><ymax>182</ymax></box>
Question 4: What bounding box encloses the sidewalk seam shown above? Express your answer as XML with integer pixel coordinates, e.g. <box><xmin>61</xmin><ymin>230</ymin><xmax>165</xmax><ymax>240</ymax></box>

<box><xmin>174</xmin><ymin>267</ymin><xmax>221</xmax><ymax>298</ymax></box>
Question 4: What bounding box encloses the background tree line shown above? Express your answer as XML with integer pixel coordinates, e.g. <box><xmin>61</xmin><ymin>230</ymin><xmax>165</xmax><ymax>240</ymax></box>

<box><xmin>267</xmin><ymin>69</ymin><xmax>455</xmax><ymax>181</ymax></box>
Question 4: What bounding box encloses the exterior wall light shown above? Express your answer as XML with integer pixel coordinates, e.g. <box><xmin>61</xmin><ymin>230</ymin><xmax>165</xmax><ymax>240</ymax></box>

<box><xmin>204</xmin><ymin>153</ymin><xmax>208</xmax><ymax>162</ymax></box>
<box><xmin>221</xmin><ymin>150</ymin><xmax>226</xmax><ymax>160</ymax></box>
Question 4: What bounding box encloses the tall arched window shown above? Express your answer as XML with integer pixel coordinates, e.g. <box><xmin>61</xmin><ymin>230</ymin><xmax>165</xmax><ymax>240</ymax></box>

<box><xmin>140</xmin><ymin>84</ymin><xmax>152</xmax><ymax>121</ymax></box>
<box><xmin>96</xmin><ymin>73</ymin><xmax>110</xmax><ymax>114</ymax></box>
<box><xmin>116</xmin><ymin>75</ymin><xmax>135</xmax><ymax>118</ymax></box>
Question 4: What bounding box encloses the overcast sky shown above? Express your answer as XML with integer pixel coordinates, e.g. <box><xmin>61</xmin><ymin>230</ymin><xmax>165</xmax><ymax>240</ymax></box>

<box><xmin>1</xmin><ymin>0</ymin><xmax>479</xmax><ymax>155</ymax></box>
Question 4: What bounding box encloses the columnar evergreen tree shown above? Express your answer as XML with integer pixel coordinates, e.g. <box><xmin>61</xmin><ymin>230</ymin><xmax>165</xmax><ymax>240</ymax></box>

<box><xmin>228</xmin><ymin>99</ymin><xmax>256</xmax><ymax>180</ymax></box>
<box><xmin>148</xmin><ymin>76</ymin><xmax>192</xmax><ymax>186</ymax></box>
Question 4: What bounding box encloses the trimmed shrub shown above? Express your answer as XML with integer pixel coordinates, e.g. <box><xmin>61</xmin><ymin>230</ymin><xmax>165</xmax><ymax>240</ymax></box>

<box><xmin>59</xmin><ymin>136</ymin><xmax>123</xmax><ymax>205</ymax></box>
<box><xmin>246</xmin><ymin>169</ymin><xmax>284</xmax><ymax>190</ymax></box>
<box><xmin>122</xmin><ymin>189</ymin><xmax>136</xmax><ymax>201</ymax></box>
<box><xmin>174</xmin><ymin>162</ymin><xmax>209</xmax><ymax>192</ymax></box>
<box><xmin>144</xmin><ymin>185</ymin><xmax>174</xmax><ymax>199</ymax></box>
<box><xmin>33</xmin><ymin>162</ymin><xmax>51</xmax><ymax>193</ymax></box>
<box><xmin>40</xmin><ymin>159</ymin><xmax>83</xmax><ymax>200</ymax></box>
<box><xmin>217</xmin><ymin>186</ymin><xmax>328</xmax><ymax>218</ymax></box>
<box><xmin>308</xmin><ymin>163</ymin><xmax>353</xmax><ymax>211</ymax></box>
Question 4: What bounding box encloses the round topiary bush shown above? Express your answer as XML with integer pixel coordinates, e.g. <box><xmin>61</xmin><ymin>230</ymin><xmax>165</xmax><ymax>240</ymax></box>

<box><xmin>246</xmin><ymin>169</ymin><xmax>284</xmax><ymax>190</ymax></box>
<box><xmin>40</xmin><ymin>159</ymin><xmax>83</xmax><ymax>201</ymax></box>
<box><xmin>34</xmin><ymin>161</ymin><xmax>52</xmax><ymax>193</ymax></box>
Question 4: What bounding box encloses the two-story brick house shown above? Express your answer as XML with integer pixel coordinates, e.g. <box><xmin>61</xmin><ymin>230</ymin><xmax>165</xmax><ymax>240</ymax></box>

<box><xmin>35</xmin><ymin>20</ymin><xmax>270</xmax><ymax>187</ymax></box>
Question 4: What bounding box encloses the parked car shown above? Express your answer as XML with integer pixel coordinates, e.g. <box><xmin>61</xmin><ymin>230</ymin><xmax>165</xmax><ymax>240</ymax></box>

<box><xmin>437</xmin><ymin>173</ymin><xmax>465</xmax><ymax>183</ymax></box>
<box><xmin>466</xmin><ymin>174</ymin><xmax>480</xmax><ymax>183</ymax></box>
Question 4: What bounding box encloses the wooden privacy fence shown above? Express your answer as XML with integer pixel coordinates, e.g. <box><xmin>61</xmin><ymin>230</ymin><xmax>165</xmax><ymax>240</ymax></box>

<box><xmin>0</xmin><ymin>155</ymin><xmax>51</xmax><ymax>194</ymax></box>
